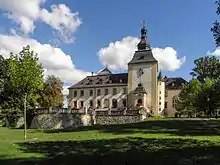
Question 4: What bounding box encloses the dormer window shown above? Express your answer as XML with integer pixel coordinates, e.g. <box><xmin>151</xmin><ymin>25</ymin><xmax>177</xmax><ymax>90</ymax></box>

<box><xmin>89</xmin><ymin>79</ymin><xmax>93</xmax><ymax>85</ymax></box>
<box><xmin>99</xmin><ymin>79</ymin><xmax>102</xmax><ymax>84</ymax></box>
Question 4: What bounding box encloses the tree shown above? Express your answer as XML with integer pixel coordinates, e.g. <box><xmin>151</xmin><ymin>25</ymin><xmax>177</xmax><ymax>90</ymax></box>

<box><xmin>0</xmin><ymin>55</ymin><xmax>9</xmax><ymax>95</ymax></box>
<box><xmin>176</xmin><ymin>79</ymin><xmax>202</xmax><ymax>117</ymax></box>
<box><xmin>211</xmin><ymin>0</ymin><xmax>220</xmax><ymax>46</ymax></box>
<box><xmin>8</xmin><ymin>45</ymin><xmax>44</xmax><ymax>138</ymax></box>
<box><xmin>177</xmin><ymin>78</ymin><xmax>220</xmax><ymax>117</ymax></box>
<box><xmin>38</xmin><ymin>75</ymin><xmax>64</xmax><ymax>108</ymax></box>
<box><xmin>190</xmin><ymin>56</ymin><xmax>220</xmax><ymax>82</ymax></box>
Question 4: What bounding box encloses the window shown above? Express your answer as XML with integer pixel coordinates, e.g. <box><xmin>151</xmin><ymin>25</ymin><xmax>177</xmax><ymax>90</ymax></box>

<box><xmin>74</xmin><ymin>101</ymin><xmax>77</xmax><ymax>108</ymax></box>
<box><xmin>172</xmin><ymin>96</ymin><xmax>178</xmax><ymax>108</ymax></box>
<box><xmin>159</xmin><ymin>96</ymin><xmax>161</xmax><ymax>100</ymax></box>
<box><xmin>172</xmin><ymin>83</ymin><xmax>175</xmax><ymax>87</ymax></box>
<box><xmin>74</xmin><ymin>91</ymin><xmax>77</xmax><ymax>97</ymax></box>
<box><xmin>122</xmin><ymin>99</ymin><xmax>127</xmax><ymax>107</ymax></box>
<box><xmin>97</xmin><ymin>89</ymin><xmax>101</xmax><ymax>96</ymax></box>
<box><xmin>105</xmin><ymin>89</ymin><xmax>108</xmax><ymax>95</ymax></box>
<box><xmin>104</xmin><ymin>99</ymin><xmax>109</xmax><ymax>108</ymax></box>
<box><xmin>89</xmin><ymin>100</ymin><xmax>93</xmax><ymax>107</ymax></box>
<box><xmin>123</xmin><ymin>88</ymin><xmax>127</xmax><ymax>94</ymax></box>
<box><xmin>113</xmin><ymin>88</ymin><xmax>117</xmax><ymax>95</ymax></box>
<box><xmin>97</xmin><ymin>100</ymin><xmax>101</xmax><ymax>108</ymax></box>
<box><xmin>112</xmin><ymin>99</ymin><xmax>118</xmax><ymax>108</ymax></box>
<box><xmin>98</xmin><ymin>79</ymin><xmax>102</xmax><ymax>84</ymax></box>
<box><xmin>165</xmin><ymin>102</ymin><xmax>168</xmax><ymax>108</ymax></box>
<box><xmin>165</xmin><ymin>90</ymin><xmax>168</xmax><ymax>97</ymax></box>
<box><xmin>80</xmin><ymin>90</ymin><xmax>84</xmax><ymax>96</ymax></box>
<box><xmin>159</xmin><ymin>102</ymin><xmax>161</xmax><ymax>105</ymax></box>
<box><xmin>88</xmin><ymin>79</ymin><xmax>93</xmax><ymax>85</ymax></box>
<box><xmin>137</xmin><ymin>99</ymin><xmax>143</xmax><ymax>107</ymax></box>
<box><xmin>80</xmin><ymin>101</ymin><xmax>84</xmax><ymax>108</ymax></box>
<box><xmin>89</xmin><ymin>90</ymin><xmax>93</xmax><ymax>96</ymax></box>
<box><xmin>159</xmin><ymin>108</ymin><xmax>161</xmax><ymax>111</ymax></box>
<box><xmin>159</xmin><ymin>91</ymin><xmax>161</xmax><ymax>94</ymax></box>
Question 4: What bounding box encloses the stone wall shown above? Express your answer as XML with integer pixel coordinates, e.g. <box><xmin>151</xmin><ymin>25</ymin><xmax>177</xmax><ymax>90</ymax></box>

<box><xmin>29</xmin><ymin>111</ymin><xmax>146</xmax><ymax>129</ymax></box>
<box><xmin>95</xmin><ymin>115</ymin><xmax>142</xmax><ymax>125</ymax></box>
<box><xmin>30</xmin><ymin>114</ymin><xmax>92</xmax><ymax>129</ymax></box>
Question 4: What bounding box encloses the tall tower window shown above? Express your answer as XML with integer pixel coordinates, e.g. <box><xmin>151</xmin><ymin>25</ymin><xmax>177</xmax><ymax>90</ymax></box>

<box><xmin>89</xmin><ymin>100</ymin><xmax>93</xmax><ymax>107</ymax></box>
<box><xmin>165</xmin><ymin>102</ymin><xmax>168</xmax><ymax>108</ymax></box>
<box><xmin>112</xmin><ymin>99</ymin><xmax>118</xmax><ymax>108</ymax></box>
<box><xmin>113</xmin><ymin>88</ymin><xmax>117</xmax><ymax>95</ymax></box>
<box><xmin>105</xmin><ymin>89</ymin><xmax>108</xmax><ymax>95</ymax></box>
<box><xmin>89</xmin><ymin>90</ymin><xmax>93</xmax><ymax>96</ymax></box>
<box><xmin>97</xmin><ymin>100</ymin><xmax>101</xmax><ymax>108</ymax></box>
<box><xmin>122</xmin><ymin>88</ymin><xmax>127</xmax><ymax>94</ymax></box>
<box><xmin>80</xmin><ymin>101</ymin><xmax>84</xmax><ymax>108</ymax></box>
<box><xmin>74</xmin><ymin>91</ymin><xmax>77</xmax><ymax>97</ymax></box>
<box><xmin>122</xmin><ymin>99</ymin><xmax>127</xmax><ymax>107</ymax></box>
<box><xmin>74</xmin><ymin>101</ymin><xmax>77</xmax><ymax>108</ymax></box>
<box><xmin>97</xmin><ymin>89</ymin><xmax>101</xmax><ymax>96</ymax></box>
<box><xmin>172</xmin><ymin>96</ymin><xmax>178</xmax><ymax>108</ymax></box>
<box><xmin>80</xmin><ymin>90</ymin><xmax>84</xmax><ymax>96</ymax></box>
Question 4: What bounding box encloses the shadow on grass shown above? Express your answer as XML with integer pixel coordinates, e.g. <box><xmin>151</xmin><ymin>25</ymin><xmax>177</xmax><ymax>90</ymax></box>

<box><xmin>44</xmin><ymin>119</ymin><xmax>220</xmax><ymax>136</ymax></box>
<box><xmin>1</xmin><ymin>137</ymin><xmax>220</xmax><ymax>165</ymax></box>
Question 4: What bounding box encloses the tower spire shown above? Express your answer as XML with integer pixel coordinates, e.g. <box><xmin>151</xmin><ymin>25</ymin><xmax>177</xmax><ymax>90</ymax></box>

<box><xmin>137</xmin><ymin>21</ymin><xmax>151</xmax><ymax>50</ymax></box>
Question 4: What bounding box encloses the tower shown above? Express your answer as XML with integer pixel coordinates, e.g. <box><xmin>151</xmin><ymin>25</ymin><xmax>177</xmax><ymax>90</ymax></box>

<box><xmin>157</xmin><ymin>70</ymin><xmax>165</xmax><ymax>114</ymax></box>
<box><xmin>127</xmin><ymin>23</ymin><xmax>158</xmax><ymax>114</ymax></box>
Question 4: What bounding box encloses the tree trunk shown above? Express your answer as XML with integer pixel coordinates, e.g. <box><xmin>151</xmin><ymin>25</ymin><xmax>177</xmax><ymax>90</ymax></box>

<box><xmin>24</xmin><ymin>93</ymin><xmax>27</xmax><ymax>139</ymax></box>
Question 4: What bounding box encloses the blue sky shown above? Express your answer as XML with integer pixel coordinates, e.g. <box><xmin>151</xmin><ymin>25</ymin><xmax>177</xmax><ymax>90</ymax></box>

<box><xmin>0</xmin><ymin>0</ymin><xmax>218</xmax><ymax>87</ymax></box>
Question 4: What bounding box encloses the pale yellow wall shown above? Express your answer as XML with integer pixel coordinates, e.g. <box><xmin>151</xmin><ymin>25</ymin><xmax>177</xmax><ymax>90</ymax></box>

<box><xmin>151</xmin><ymin>63</ymin><xmax>158</xmax><ymax>115</ymax></box>
<box><xmin>164</xmin><ymin>89</ymin><xmax>181</xmax><ymax>117</ymax></box>
<box><xmin>68</xmin><ymin>85</ymin><xmax>127</xmax><ymax>109</ymax></box>
<box><xmin>127</xmin><ymin>62</ymin><xmax>158</xmax><ymax>114</ymax></box>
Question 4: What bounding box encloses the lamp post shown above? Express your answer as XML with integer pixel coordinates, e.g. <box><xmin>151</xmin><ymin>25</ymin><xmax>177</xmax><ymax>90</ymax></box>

<box><xmin>207</xmin><ymin>97</ymin><xmax>210</xmax><ymax>118</ymax></box>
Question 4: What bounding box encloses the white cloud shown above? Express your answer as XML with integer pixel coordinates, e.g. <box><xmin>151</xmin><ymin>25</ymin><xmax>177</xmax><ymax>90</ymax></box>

<box><xmin>98</xmin><ymin>36</ymin><xmax>186</xmax><ymax>71</ymax></box>
<box><xmin>0</xmin><ymin>0</ymin><xmax>81</xmax><ymax>43</ymax></box>
<box><xmin>0</xmin><ymin>34</ymin><xmax>90</xmax><ymax>83</ymax></box>
<box><xmin>0</xmin><ymin>0</ymin><xmax>44</xmax><ymax>33</ymax></box>
<box><xmin>40</xmin><ymin>4</ymin><xmax>81</xmax><ymax>43</ymax></box>
<box><xmin>207</xmin><ymin>48</ymin><xmax>220</xmax><ymax>56</ymax></box>
<box><xmin>98</xmin><ymin>36</ymin><xmax>139</xmax><ymax>70</ymax></box>
<box><xmin>152</xmin><ymin>47</ymin><xmax>186</xmax><ymax>71</ymax></box>
<box><xmin>62</xmin><ymin>85</ymin><xmax>69</xmax><ymax>96</ymax></box>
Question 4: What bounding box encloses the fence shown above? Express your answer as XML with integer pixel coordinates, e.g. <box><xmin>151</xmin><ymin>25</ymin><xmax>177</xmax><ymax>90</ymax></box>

<box><xmin>35</xmin><ymin>107</ymin><xmax>143</xmax><ymax>116</ymax></box>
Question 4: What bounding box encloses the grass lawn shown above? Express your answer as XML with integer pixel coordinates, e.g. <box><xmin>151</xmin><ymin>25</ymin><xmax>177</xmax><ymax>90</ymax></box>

<box><xmin>1</xmin><ymin>118</ymin><xmax>220</xmax><ymax>165</ymax></box>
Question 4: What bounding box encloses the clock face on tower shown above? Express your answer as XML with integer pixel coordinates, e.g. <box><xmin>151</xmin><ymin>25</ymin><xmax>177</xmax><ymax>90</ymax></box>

<box><xmin>137</xmin><ymin>68</ymin><xmax>144</xmax><ymax>78</ymax></box>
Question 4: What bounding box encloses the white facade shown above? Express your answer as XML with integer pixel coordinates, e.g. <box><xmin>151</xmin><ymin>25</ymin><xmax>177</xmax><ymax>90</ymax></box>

<box><xmin>68</xmin><ymin>85</ymin><xmax>127</xmax><ymax>109</ymax></box>
<box><xmin>68</xmin><ymin>25</ymin><xmax>186</xmax><ymax>116</ymax></box>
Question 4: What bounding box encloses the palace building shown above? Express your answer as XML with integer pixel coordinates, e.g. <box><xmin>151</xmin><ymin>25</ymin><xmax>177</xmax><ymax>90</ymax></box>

<box><xmin>68</xmin><ymin>25</ymin><xmax>187</xmax><ymax>117</ymax></box>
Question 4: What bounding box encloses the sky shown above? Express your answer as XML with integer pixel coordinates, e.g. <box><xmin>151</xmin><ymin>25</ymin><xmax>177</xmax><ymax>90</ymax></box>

<box><xmin>0</xmin><ymin>0</ymin><xmax>219</xmax><ymax>95</ymax></box>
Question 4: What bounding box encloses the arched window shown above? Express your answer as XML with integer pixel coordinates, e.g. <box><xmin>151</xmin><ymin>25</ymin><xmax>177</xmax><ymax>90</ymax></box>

<box><xmin>172</xmin><ymin>96</ymin><xmax>178</xmax><ymax>108</ymax></box>
<box><xmin>137</xmin><ymin>99</ymin><xmax>143</xmax><ymax>107</ymax></box>
<box><xmin>97</xmin><ymin>100</ymin><xmax>101</xmax><ymax>108</ymax></box>
<box><xmin>112</xmin><ymin>99</ymin><xmax>118</xmax><ymax>108</ymax></box>
<box><xmin>104</xmin><ymin>99</ymin><xmax>109</xmax><ymax>108</ymax></box>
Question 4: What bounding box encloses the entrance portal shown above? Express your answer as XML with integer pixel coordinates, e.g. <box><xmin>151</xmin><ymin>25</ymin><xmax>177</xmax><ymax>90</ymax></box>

<box><xmin>137</xmin><ymin>99</ymin><xmax>143</xmax><ymax>107</ymax></box>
